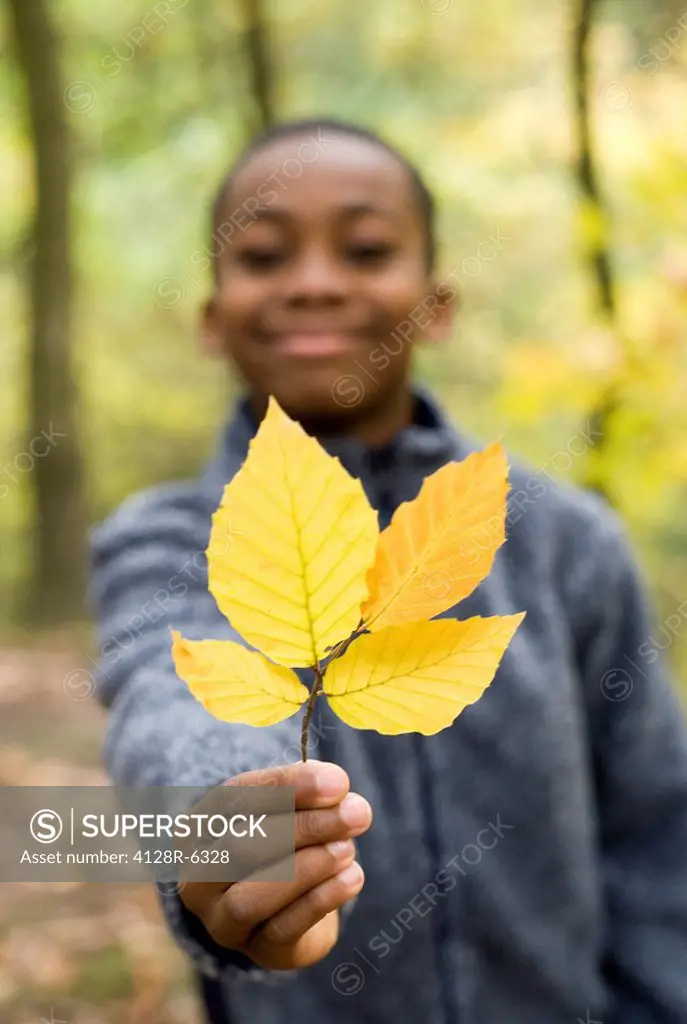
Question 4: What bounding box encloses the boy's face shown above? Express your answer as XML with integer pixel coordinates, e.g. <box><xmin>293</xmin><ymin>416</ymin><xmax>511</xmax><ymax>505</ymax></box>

<box><xmin>202</xmin><ymin>132</ymin><xmax>453</xmax><ymax>428</ymax></box>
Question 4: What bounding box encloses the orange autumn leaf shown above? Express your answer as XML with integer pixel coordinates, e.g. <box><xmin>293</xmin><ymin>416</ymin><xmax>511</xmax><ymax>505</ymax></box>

<box><xmin>361</xmin><ymin>443</ymin><xmax>509</xmax><ymax>631</ymax></box>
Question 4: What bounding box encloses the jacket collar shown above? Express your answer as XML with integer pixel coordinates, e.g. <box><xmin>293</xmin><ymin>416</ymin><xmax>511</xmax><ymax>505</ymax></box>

<box><xmin>200</xmin><ymin>386</ymin><xmax>474</xmax><ymax>514</ymax></box>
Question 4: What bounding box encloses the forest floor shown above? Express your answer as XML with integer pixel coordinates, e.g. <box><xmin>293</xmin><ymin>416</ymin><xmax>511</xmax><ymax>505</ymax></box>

<box><xmin>0</xmin><ymin>638</ymin><xmax>205</xmax><ymax>1024</ymax></box>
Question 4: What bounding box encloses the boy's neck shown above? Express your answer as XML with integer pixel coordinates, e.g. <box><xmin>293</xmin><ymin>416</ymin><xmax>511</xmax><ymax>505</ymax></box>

<box><xmin>250</xmin><ymin>388</ymin><xmax>415</xmax><ymax>449</ymax></box>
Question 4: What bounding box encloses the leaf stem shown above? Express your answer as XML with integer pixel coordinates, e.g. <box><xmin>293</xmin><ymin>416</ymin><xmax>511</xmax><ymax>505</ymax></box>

<box><xmin>301</xmin><ymin>621</ymin><xmax>365</xmax><ymax>761</ymax></box>
<box><xmin>301</xmin><ymin>664</ymin><xmax>324</xmax><ymax>762</ymax></box>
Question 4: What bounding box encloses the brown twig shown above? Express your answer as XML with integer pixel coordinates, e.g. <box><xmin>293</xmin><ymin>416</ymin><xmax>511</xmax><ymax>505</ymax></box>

<box><xmin>301</xmin><ymin>619</ymin><xmax>367</xmax><ymax>760</ymax></box>
<box><xmin>301</xmin><ymin>664</ymin><xmax>324</xmax><ymax>762</ymax></box>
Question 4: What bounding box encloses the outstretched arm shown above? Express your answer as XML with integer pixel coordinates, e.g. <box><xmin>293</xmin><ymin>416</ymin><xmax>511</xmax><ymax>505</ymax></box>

<box><xmin>89</xmin><ymin>487</ymin><xmax>368</xmax><ymax>981</ymax></box>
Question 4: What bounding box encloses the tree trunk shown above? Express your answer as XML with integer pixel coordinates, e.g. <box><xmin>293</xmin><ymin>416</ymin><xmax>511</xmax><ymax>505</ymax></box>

<box><xmin>239</xmin><ymin>0</ymin><xmax>275</xmax><ymax>134</ymax></box>
<box><xmin>571</xmin><ymin>0</ymin><xmax>618</xmax><ymax>503</ymax></box>
<box><xmin>7</xmin><ymin>0</ymin><xmax>88</xmax><ymax>626</ymax></box>
<box><xmin>572</xmin><ymin>0</ymin><xmax>617</xmax><ymax>321</ymax></box>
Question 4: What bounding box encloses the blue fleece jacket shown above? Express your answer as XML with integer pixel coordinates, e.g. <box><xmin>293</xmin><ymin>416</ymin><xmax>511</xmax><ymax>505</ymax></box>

<box><xmin>90</xmin><ymin>389</ymin><xmax>687</xmax><ymax>1023</ymax></box>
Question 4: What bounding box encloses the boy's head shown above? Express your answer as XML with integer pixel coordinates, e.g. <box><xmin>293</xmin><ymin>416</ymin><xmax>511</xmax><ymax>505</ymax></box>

<box><xmin>201</xmin><ymin>118</ymin><xmax>455</xmax><ymax>436</ymax></box>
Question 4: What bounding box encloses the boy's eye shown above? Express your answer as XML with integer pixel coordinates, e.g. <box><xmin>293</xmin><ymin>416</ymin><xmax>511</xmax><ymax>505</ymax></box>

<box><xmin>346</xmin><ymin>242</ymin><xmax>395</xmax><ymax>266</ymax></box>
<box><xmin>236</xmin><ymin>247</ymin><xmax>287</xmax><ymax>271</ymax></box>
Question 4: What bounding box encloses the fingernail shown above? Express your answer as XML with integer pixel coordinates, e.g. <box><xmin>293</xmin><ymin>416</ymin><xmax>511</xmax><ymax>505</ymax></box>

<box><xmin>326</xmin><ymin>840</ymin><xmax>353</xmax><ymax>859</ymax></box>
<box><xmin>340</xmin><ymin>793</ymin><xmax>371</xmax><ymax>830</ymax></box>
<box><xmin>314</xmin><ymin>763</ymin><xmax>348</xmax><ymax>798</ymax></box>
<box><xmin>338</xmin><ymin>861</ymin><xmax>364</xmax><ymax>888</ymax></box>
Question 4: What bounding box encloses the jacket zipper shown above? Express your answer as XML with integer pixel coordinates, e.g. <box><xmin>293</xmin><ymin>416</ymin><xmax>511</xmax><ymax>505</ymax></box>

<box><xmin>377</xmin><ymin>480</ymin><xmax>456</xmax><ymax>1023</ymax></box>
<box><xmin>412</xmin><ymin>733</ymin><xmax>458</xmax><ymax>1024</ymax></box>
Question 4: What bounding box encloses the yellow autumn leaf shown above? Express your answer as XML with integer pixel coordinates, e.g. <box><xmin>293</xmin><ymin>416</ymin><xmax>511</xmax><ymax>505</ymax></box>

<box><xmin>361</xmin><ymin>443</ymin><xmax>508</xmax><ymax>631</ymax></box>
<box><xmin>323</xmin><ymin>613</ymin><xmax>525</xmax><ymax>735</ymax></box>
<box><xmin>171</xmin><ymin>629</ymin><xmax>309</xmax><ymax>726</ymax></box>
<box><xmin>208</xmin><ymin>397</ymin><xmax>379</xmax><ymax>667</ymax></box>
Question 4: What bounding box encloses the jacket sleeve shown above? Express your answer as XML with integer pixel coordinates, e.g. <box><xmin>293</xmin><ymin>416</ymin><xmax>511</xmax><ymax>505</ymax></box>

<box><xmin>89</xmin><ymin>485</ymin><xmax>311</xmax><ymax>984</ymax></box>
<box><xmin>572</xmin><ymin>510</ymin><xmax>687</xmax><ymax>1024</ymax></box>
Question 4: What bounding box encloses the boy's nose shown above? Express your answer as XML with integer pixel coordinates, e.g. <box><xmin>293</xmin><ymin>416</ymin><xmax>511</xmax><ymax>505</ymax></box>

<box><xmin>284</xmin><ymin>249</ymin><xmax>349</xmax><ymax>308</ymax></box>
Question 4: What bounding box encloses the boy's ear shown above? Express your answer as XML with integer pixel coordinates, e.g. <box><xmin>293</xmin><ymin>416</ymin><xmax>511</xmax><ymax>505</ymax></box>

<box><xmin>200</xmin><ymin>296</ymin><xmax>224</xmax><ymax>358</ymax></box>
<box><xmin>421</xmin><ymin>278</ymin><xmax>461</xmax><ymax>345</ymax></box>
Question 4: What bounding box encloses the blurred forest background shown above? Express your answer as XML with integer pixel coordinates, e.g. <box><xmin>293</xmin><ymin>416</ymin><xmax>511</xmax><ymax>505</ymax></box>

<box><xmin>0</xmin><ymin>0</ymin><xmax>686</xmax><ymax>1021</ymax></box>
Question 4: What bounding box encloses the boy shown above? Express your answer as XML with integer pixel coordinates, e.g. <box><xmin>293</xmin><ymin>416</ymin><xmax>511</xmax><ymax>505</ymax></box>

<box><xmin>91</xmin><ymin>118</ymin><xmax>687</xmax><ymax>1023</ymax></box>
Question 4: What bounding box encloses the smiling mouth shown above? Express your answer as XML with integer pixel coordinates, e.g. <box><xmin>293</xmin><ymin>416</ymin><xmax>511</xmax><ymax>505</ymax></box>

<box><xmin>273</xmin><ymin>332</ymin><xmax>364</xmax><ymax>358</ymax></box>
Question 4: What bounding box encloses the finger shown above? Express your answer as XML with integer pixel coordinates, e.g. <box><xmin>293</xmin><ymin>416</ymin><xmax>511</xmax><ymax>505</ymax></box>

<box><xmin>229</xmin><ymin>791</ymin><xmax>370</xmax><ymax>866</ymax></box>
<box><xmin>294</xmin><ymin>792</ymin><xmax>372</xmax><ymax>849</ymax></box>
<box><xmin>251</xmin><ymin>909</ymin><xmax>341</xmax><ymax>972</ymax></box>
<box><xmin>204</xmin><ymin>841</ymin><xmax>356</xmax><ymax>949</ymax></box>
<box><xmin>209</xmin><ymin>791</ymin><xmax>371</xmax><ymax>865</ymax></box>
<box><xmin>249</xmin><ymin>861</ymin><xmax>365</xmax><ymax>953</ymax></box>
<box><xmin>212</xmin><ymin>792</ymin><xmax>370</xmax><ymax>880</ymax></box>
<box><xmin>224</xmin><ymin>760</ymin><xmax>350</xmax><ymax>809</ymax></box>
